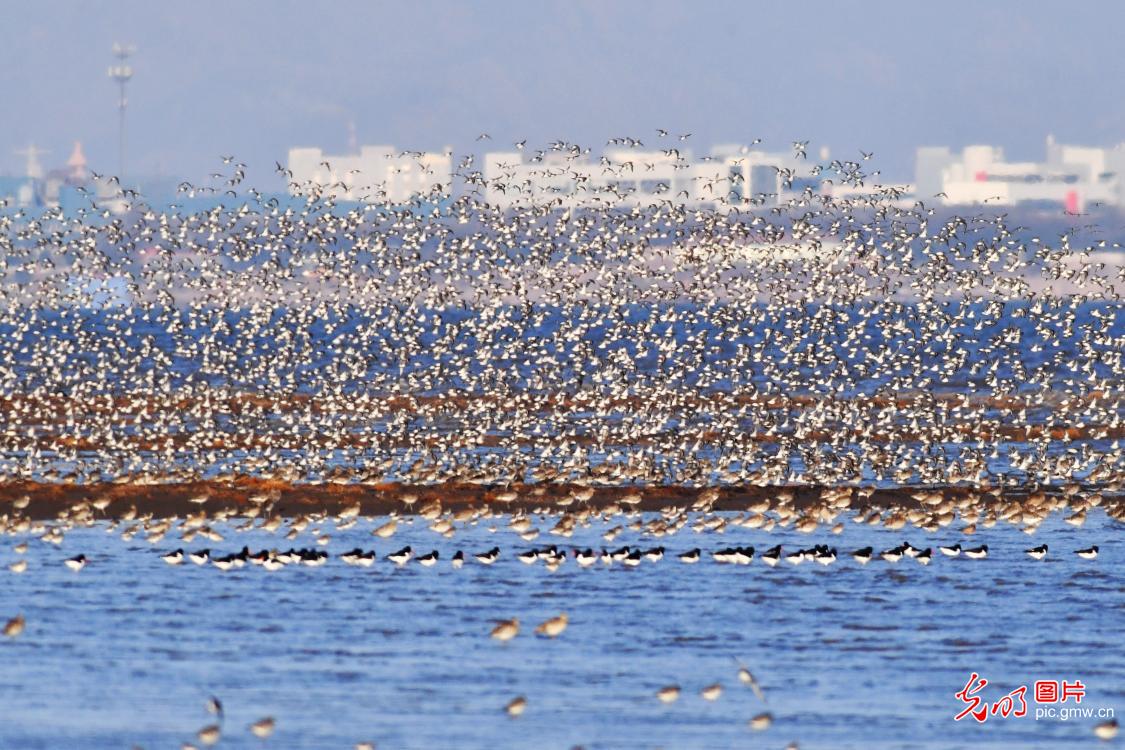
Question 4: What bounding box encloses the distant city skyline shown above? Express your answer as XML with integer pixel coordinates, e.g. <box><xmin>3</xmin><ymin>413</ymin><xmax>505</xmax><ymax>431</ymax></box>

<box><xmin>3</xmin><ymin>1</ymin><xmax>1125</xmax><ymax>185</ymax></box>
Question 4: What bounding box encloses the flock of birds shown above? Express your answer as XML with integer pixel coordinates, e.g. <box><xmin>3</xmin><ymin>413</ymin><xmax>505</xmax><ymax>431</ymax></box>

<box><xmin>1</xmin><ymin>135</ymin><xmax>1122</xmax><ymax>746</ymax></box>
<box><xmin>0</xmin><ymin>480</ymin><xmax>1118</xmax><ymax>577</ymax></box>
<box><xmin>0</xmin><ymin>135</ymin><xmax>1121</xmax><ymax>492</ymax></box>
<box><xmin>161</xmin><ymin>696</ymin><xmax>279</xmax><ymax>750</ymax></box>
<box><xmin>144</xmin><ymin>538</ymin><xmax>1098</xmax><ymax>571</ymax></box>
<box><xmin>3</xmin><ymin>502</ymin><xmax>1106</xmax><ymax>578</ymax></box>
<box><xmin>1</xmin><ymin>482</ymin><xmax>1118</xmax><ymax>745</ymax></box>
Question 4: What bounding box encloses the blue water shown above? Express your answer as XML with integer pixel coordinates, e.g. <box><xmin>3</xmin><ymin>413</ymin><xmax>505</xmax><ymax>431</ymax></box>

<box><xmin>2</xmin><ymin>510</ymin><xmax>1120</xmax><ymax>749</ymax></box>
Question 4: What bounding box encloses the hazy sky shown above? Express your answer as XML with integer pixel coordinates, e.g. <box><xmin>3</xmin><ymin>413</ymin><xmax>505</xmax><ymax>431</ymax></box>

<box><xmin>3</xmin><ymin>0</ymin><xmax>1125</xmax><ymax>184</ymax></box>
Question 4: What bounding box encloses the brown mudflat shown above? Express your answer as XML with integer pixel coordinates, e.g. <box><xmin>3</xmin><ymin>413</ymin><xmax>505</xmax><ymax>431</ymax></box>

<box><xmin>1</xmin><ymin>479</ymin><xmax>1120</xmax><ymax>522</ymax></box>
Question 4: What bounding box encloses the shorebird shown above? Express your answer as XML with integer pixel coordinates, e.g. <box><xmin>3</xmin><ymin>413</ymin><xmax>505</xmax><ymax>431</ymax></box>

<box><xmin>505</xmin><ymin>696</ymin><xmax>527</xmax><ymax>716</ymax></box>
<box><xmin>490</xmin><ymin>618</ymin><xmax>519</xmax><ymax>642</ymax></box>
<box><xmin>761</xmin><ymin>545</ymin><xmax>782</xmax><ymax>567</ymax></box>
<box><xmin>387</xmin><ymin>546</ymin><xmax>412</xmax><ymax>565</ymax></box>
<box><xmin>249</xmin><ymin>717</ymin><xmax>275</xmax><ymax>738</ymax></box>
<box><xmin>474</xmin><ymin>547</ymin><xmax>500</xmax><ymax>565</ymax></box>
<box><xmin>574</xmin><ymin>548</ymin><xmax>598</xmax><ymax>567</ymax></box>
<box><xmin>197</xmin><ymin>724</ymin><xmax>221</xmax><ymax>746</ymax></box>
<box><xmin>3</xmin><ymin>614</ymin><xmax>24</xmax><ymax>637</ymax></box>
<box><xmin>1094</xmin><ymin>718</ymin><xmax>1118</xmax><ymax>740</ymax></box>
<box><xmin>814</xmin><ymin>546</ymin><xmax>837</xmax><ymax>566</ymax></box>
<box><xmin>678</xmin><ymin>548</ymin><xmax>701</xmax><ymax>563</ymax></box>
<box><xmin>880</xmin><ymin>546</ymin><xmax>904</xmax><ymax>563</ymax></box>
<box><xmin>161</xmin><ymin>549</ymin><xmax>185</xmax><ymax>565</ymax></box>
<box><xmin>736</xmin><ymin>662</ymin><xmax>766</xmax><ymax>701</ymax></box>
<box><xmin>534</xmin><ymin>613</ymin><xmax>568</xmax><ymax>637</ymax></box>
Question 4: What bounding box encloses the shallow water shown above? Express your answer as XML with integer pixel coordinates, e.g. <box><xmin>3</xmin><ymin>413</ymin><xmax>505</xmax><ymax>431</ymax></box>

<box><xmin>1</xmin><ymin>511</ymin><xmax>1121</xmax><ymax>749</ymax></box>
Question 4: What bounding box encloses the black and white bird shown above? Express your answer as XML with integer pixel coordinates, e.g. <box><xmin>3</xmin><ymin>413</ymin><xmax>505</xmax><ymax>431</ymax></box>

<box><xmin>731</xmin><ymin>547</ymin><xmax>754</xmax><ymax>565</ymax></box>
<box><xmin>574</xmin><ymin>548</ymin><xmax>598</xmax><ymax>567</ymax></box>
<box><xmin>387</xmin><ymin>546</ymin><xmax>413</xmax><ymax>565</ymax></box>
<box><xmin>340</xmin><ymin>548</ymin><xmax>367</xmax><ymax>565</ymax></box>
<box><xmin>300</xmin><ymin>549</ymin><xmax>327</xmax><ymax>567</ymax></box>
<box><xmin>474</xmin><ymin>547</ymin><xmax>500</xmax><ymax>565</ymax></box>
<box><xmin>161</xmin><ymin>548</ymin><xmax>184</xmax><ymax>566</ymax></box>
<box><xmin>784</xmin><ymin>549</ymin><xmax>806</xmax><ymax>565</ymax></box>
<box><xmin>761</xmin><ymin>545</ymin><xmax>782</xmax><ymax>567</ymax></box>
<box><xmin>964</xmin><ymin>545</ymin><xmax>989</xmax><ymax>560</ymax></box>
<box><xmin>880</xmin><ymin>546</ymin><xmax>904</xmax><ymax>563</ymax></box>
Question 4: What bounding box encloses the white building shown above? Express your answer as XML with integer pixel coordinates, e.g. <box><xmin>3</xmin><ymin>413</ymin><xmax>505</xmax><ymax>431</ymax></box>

<box><xmin>915</xmin><ymin>136</ymin><xmax>1125</xmax><ymax>210</ymax></box>
<box><xmin>482</xmin><ymin>144</ymin><xmax>812</xmax><ymax>210</ymax></box>
<box><xmin>287</xmin><ymin>145</ymin><xmax>453</xmax><ymax>203</ymax></box>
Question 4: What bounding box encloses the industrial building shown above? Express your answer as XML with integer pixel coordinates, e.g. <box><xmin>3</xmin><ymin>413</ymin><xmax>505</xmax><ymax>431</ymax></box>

<box><xmin>915</xmin><ymin>136</ymin><xmax>1125</xmax><ymax>211</ymax></box>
